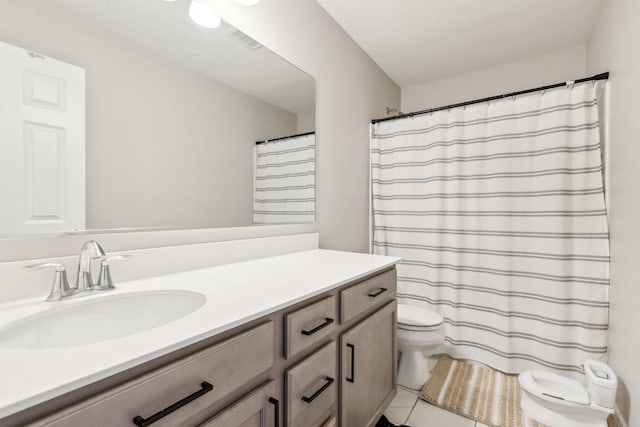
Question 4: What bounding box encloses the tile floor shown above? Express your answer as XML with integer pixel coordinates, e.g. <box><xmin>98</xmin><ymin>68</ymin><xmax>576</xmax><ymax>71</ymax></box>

<box><xmin>384</xmin><ymin>385</ymin><xmax>490</xmax><ymax>427</ymax></box>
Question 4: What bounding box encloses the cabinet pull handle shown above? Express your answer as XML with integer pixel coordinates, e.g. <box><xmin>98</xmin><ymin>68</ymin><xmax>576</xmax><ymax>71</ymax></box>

<box><xmin>301</xmin><ymin>317</ymin><xmax>334</xmax><ymax>336</ymax></box>
<box><xmin>301</xmin><ymin>376</ymin><xmax>334</xmax><ymax>403</ymax></box>
<box><xmin>368</xmin><ymin>287</ymin><xmax>388</xmax><ymax>298</ymax></box>
<box><xmin>268</xmin><ymin>397</ymin><xmax>280</xmax><ymax>427</ymax></box>
<box><xmin>132</xmin><ymin>381</ymin><xmax>213</xmax><ymax>426</ymax></box>
<box><xmin>346</xmin><ymin>343</ymin><xmax>355</xmax><ymax>383</ymax></box>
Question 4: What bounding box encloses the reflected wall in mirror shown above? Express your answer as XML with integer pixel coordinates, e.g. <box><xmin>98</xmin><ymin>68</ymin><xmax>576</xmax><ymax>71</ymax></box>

<box><xmin>0</xmin><ymin>0</ymin><xmax>316</xmax><ymax>237</ymax></box>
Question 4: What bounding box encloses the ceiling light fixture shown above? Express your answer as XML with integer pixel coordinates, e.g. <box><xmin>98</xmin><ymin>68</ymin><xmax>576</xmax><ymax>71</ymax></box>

<box><xmin>235</xmin><ymin>0</ymin><xmax>261</xmax><ymax>6</ymax></box>
<box><xmin>189</xmin><ymin>0</ymin><xmax>222</xmax><ymax>28</ymax></box>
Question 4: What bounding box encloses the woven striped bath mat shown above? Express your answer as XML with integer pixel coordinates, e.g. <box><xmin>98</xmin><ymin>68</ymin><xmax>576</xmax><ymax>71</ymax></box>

<box><xmin>420</xmin><ymin>355</ymin><xmax>617</xmax><ymax>427</ymax></box>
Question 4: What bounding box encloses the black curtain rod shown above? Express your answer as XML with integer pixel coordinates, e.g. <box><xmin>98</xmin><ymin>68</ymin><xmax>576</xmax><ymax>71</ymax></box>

<box><xmin>256</xmin><ymin>131</ymin><xmax>315</xmax><ymax>145</ymax></box>
<box><xmin>371</xmin><ymin>72</ymin><xmax>609</xmax><ymax>125</ymax></box>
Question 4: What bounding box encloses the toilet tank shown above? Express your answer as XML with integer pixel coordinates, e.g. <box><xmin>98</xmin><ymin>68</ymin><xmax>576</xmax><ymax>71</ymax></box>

<box><xmin>584</xmin><ymin>360</ymin><xmax>617</xmax><ymax>408</ymax></box>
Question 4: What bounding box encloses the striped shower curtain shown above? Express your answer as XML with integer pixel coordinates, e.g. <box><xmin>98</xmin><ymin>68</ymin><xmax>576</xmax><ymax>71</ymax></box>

<box><xmin>371</xmin><ymin>83</ymin><xmax>609</xmax><ymax>375</ymax></box>
<box><xmin>253</xmin><ymin>133</ymin><xmax>315</xmax><ymax>224</ymax></box>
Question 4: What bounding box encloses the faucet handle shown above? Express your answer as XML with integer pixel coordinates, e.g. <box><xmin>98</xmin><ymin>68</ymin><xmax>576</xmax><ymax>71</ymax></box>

<box><xmin>97</xmin><ymin>255</ymin><xmax>131</xmax><ymax>290</ymax></box>
<box><xmin>24</xmin><ymin>262</ymin><xmax>73</xmax><ymax>301</ymax></box>
<box><xmin>25</xmin><ymin>262</ymin><xmax>66</xmax><ymax>272</ymax></box>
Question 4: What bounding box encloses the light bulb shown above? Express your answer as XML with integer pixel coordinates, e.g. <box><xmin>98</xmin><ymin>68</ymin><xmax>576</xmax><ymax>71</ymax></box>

<box><xmin>189</xmin><ymin>0</ymin><xmax>221</xmax><ymax>28</ymax></box>
<box><xmin>235</xmin><ymin>0</ymin><xmax>261</xmax><ymax>6</ymax></box>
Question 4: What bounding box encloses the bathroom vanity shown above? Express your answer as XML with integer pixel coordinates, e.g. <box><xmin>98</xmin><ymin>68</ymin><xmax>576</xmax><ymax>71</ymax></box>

<box><xmin>0</xmin><ymin>249</ymin><xmax>400</xmax><ymax>427</ymax></box>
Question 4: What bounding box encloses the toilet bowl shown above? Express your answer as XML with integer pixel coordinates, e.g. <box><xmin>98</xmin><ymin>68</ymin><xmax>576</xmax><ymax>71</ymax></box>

<box><xmin>518</xmin><ymin>360</ymin><xmax>617</xmax><ymax>427</ymax></box>
<box><xmin>397</xmin><ymin>303</ymin><xmax>444</xmax><ymax>390</ymax></box>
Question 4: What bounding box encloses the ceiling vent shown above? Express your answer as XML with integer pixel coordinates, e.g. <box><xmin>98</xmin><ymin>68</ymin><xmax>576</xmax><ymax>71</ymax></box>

<box><xmin>221</xmin><ymin>23</ymin><xmax>263</xmax><ymax>51</ymax></box>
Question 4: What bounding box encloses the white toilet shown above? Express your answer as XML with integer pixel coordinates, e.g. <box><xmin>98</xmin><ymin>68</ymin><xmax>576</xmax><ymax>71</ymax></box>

<box><xmin>519</xmin><ymin>360</ymin><xmax>617</xmax><ymax>427</ymax></box>
<box><xmin>397</xmin><ymin>303</ymin><xmax>445</xmax><ymax>390</ymax></box>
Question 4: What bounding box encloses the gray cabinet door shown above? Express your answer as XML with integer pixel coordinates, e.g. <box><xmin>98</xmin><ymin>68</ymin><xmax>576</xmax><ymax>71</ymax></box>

<box><xmin>340</xmin><ymin>301</ymin><xmax>397</xmax><ymax>427</ymax></box>
<box><xmin>199</xmin><ymin>380</ymin><xmax>276</xmax><ymax>427</ymax></box>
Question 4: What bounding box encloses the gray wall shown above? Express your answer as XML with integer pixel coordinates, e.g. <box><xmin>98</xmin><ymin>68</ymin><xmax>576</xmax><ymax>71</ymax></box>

<box><xmin>0</xmin><ymin>1</ymin><xmax>297</xmax><ymax>230</ymax></box>
<box><xmin>401</xmin><ymin>46</ymin><xmax>587</xmax><ymax>112</ymax></box>
<box><xmin>587</xmin><ymin>1</ymin><xmax>640</xmax><ymax>424</ymax></box>
<box><xmin>297</xmin><ymin>108</ymin><xmax>316</xmax><ymax>134</ymax></box>
<box><xmin>209</xmin><ymin>0</ymin><xmax>401</xmax><ymax>253</ymax></box>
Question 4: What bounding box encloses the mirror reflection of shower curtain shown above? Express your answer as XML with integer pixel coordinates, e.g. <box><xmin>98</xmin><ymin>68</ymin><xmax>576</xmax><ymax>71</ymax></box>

<box><xmin>253</xmin><ymin>133</ymin><xmax>315</xmax><ymax>224</ymax></box>
<box><xmin>371</xmin><ymin>82</ymin><xmax>609</xmax><ymax>376</ymax></box>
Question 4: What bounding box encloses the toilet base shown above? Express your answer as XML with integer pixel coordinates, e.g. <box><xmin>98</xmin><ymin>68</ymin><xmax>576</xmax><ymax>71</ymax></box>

<box><xmin>398</xmin><ymin>350</ymin><xmax>430</xmax><ymax>390</ymax></box>
<box><xmin>521</xmin><ymin>392</ymin><xmax>610</xmax><ymax>427</ymax></box>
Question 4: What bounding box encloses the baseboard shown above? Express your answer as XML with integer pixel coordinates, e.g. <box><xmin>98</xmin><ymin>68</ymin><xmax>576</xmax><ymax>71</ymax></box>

<box><xmin>615</xmin><ymin>404</ymin><xmax>628</xmax><ymax>427</ymax></box>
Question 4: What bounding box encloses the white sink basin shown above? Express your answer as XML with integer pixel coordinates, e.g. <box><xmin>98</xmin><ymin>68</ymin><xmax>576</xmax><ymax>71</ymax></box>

<box><xmin>0</xmin><ymin>290</ymin><xmax>206</xmax><ymax>349</ymax></box>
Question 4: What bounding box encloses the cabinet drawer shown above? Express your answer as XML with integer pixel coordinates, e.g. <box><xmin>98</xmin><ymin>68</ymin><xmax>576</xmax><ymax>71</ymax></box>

<box><xmin>340</xmin><ymin>269</ymin><xmax>396</xmax><ymax>324</ymax></box>
<box><xmin>34</xmin><ymin>322</ymin><xmax>275</xmax><ymax>427</ymax></box>
<box><xmin>284</xmin><ymin>295</ymin><xmax>336</xmax><ymax>359</ymax></box>
<box><xmin>285</xmin><ymin>341</ymin><xmax>337</xmax><ymax>427</ymax></box>
<box><xmin>199</xmin><ymin>380</ymin><xmax>276</xmax><ymax>427</ymax></box>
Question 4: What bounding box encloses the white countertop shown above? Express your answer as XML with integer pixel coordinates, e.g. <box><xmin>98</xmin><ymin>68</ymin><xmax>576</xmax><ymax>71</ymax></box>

<box><xmin>0</xmin><ymin>249</ymin><xmax>400</xmax><ymax>419</ymax></box>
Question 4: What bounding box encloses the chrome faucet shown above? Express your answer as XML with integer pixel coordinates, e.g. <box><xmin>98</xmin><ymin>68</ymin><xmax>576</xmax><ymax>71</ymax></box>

<box><xmin>25</xmin><ymin>241</ymin><xmax>130</xmax><ymax>301</ymax></box>
<box><xmin>76</xmin><ymin>240</ymin><xmax>105</xmax><ymax>291</ymax></box>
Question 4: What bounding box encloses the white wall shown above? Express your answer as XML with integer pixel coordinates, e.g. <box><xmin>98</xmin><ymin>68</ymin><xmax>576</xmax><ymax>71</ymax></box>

<box><xmin>401</xmin><ymin>46</ymin><xmax>587</xmax><ymax>112</ymax></box>
<box><xmin>587</xmin><ymin>1</ymin><xmax>640</xmax><ymax>424</ymax></box>
<box><xmin>0</xmin><ymin>1</ymin><xmax>297</xmax><ymax>231</ymax></box>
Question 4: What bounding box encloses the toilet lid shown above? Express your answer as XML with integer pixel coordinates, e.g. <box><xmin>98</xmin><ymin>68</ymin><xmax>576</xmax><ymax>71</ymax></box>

<box><xmin>397</xmin><ymin>304</ymin><xmax>443</xmax><ymax>329</ymax></box>
<box><xmin>519</xmin><ymin>370</ymin><xmax>590</xmax><ymax>407</ymax></box>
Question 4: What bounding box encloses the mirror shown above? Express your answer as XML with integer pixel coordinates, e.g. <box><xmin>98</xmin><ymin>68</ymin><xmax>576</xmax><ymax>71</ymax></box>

<box><xmin>0</xmin><ymin>0</ymin><xmax>316</xmax><ymax>237</ymax></box>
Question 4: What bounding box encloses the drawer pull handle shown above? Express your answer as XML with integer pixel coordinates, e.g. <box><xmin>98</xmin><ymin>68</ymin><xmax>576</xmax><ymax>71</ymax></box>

<box><xmin>301</xmin><ymin>317</ymin><xmax>334</xmax><ymax>336</ymax></box>
<box><xmin>301</xmin><ymin>376</ymin><xmax>334</xmax><ymax>403</ymax></box>
<box><xmin>346</xmin><ymin>343</ymin><xmax>355</xmax><ymax>383</ymax></box>
<box><xmin>132</xmin><ymin>381</ymin><xmax>213</xmax><ymax>426</ymax></box>
<box><xmin>368</xmin><ymin>287</ymin><xmax>388</xmax><ymax>298</ymax></box>
<box><xmin>268</xmin><ymin>397</ymin><xmax>280</xmax><ymax>427</ymax></box>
